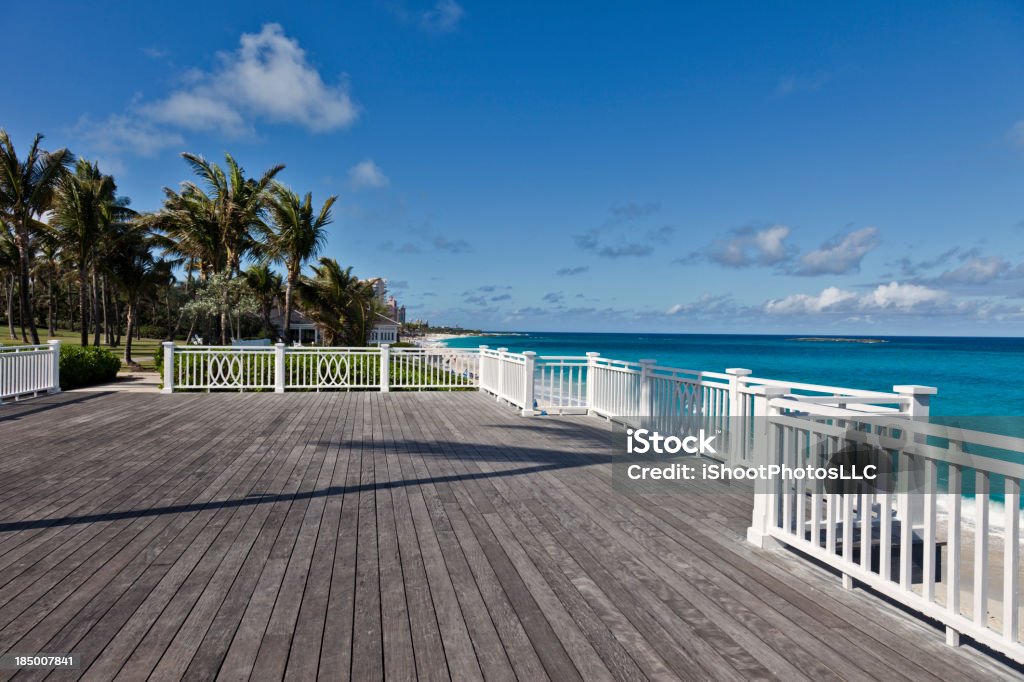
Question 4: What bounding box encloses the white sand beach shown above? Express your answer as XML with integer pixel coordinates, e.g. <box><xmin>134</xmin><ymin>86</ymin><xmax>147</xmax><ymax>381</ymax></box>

<box><xmin>412</xmin><ymin>333</ymin><xmax>466</xmax><ymax>347</ymax></box>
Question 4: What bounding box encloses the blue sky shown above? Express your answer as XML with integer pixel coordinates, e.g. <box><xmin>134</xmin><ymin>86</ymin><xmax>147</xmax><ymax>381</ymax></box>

<box><xmin>4</xmin><ymin>1</ymin><xmax>1024</xmax><ymax>334</ymax></box>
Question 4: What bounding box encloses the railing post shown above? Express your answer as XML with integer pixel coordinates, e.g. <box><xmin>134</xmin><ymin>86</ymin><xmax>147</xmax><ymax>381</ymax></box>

<box><xmin>747</xmin><ymin>386</ymin><xmax>788</xmax><ymax>549</ymax></box>
<box><xmin>496</xmin><ymin>347</ymin><xmax>508</xmax><ymax>402</ymax></box>
<box><xmin>161</xmin><ymin>342</ymin><xmax>175</xmax><ymax>394</ymax></box>
<box><xmin>274</xmin><ymin>342</ymin><xmax>287</xmax><ymax>393</ymax></box>
<box><xmin>380</xmin><ymin>344</ymin><xmax>391</xmax><ymax>393</ymax></box>
<box><xmin>725</xmin><ymin>368</ymin><xmax>752</xmax><ymax>465</ymax></box>
<box><xmin>894</xmin><ymin>385</ymin><xmax>937</xmax><ymax>530</ymax></box>
<box><xmin>639</xmin><ymin>359</ymin><xmax>655</xmax><ymax>419</ymax></box>
<box><xmin>47</xmin><ymin>340</ymin><xmax>61</xmax><ymax>394</ymax></box>
<box><xmin>585</xmin><ymin>352</ymin><xmax>600</xmax><ymax>415</ymax></box>
<box><xmin>894</xmin><ymin>384</ymin><xmax>936</xmax><ymax>418</ymax></box>
<box><xmin>477</xmin><ymin>345</ymin><xmax>489</xmax><ymax>392</ymax></box>
<box><xmin>522</xmin><ymin>351</ymin><xmax>537</xmax><ymax>416</ymax></box>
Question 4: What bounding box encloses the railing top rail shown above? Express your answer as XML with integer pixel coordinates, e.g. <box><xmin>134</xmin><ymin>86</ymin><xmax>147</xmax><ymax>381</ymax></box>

<box><xmin>0</xmin><ymin>344</ymin><xmax>54</xmax><ymax>352</ymax></box>
<box><xmin>769</xmin><ymin>410</ymin><xmax>1024</xmax><ymax>477</ymax></box>
<box><xmin>770</xmin><ymin>397</ymin><xmax>905</xmax><ymax>417</ymax></box>
<box><xmin>174</xmin><ymin>347</ymin><xmax>276</xmax><ymax>354</ymax></box>
<box><xmin>742</xmin><ymin>375</ymin><xmax>902</xmax><ymax>399</ymax></box>
<box><xmin>287</xmin><ymin>346</ymin><xmax>381</xmax><ymax>352</ymax></box>
<box><xmin>591</xmin><ymin>357</ymin><xmax>642</xmax><ymax>370</ymax></box>
<box><xmin>391</xmin><ymin>347</ymin><xmax>478</xmax><ymax>353</ymax></box>
<box><xmin>648</xmin><ymin>365</ymin><xmax>733</xmax><ymax>382</ymax></box>
<box><xmin>536</xmin><ymin>355</ymin><xmax>590</xmax><ymax>362</ymax></box>
<box><xmin>772</xmin><ymin>397</ymin><xmax>1024</xmax><ymax>450</ymax></box>
<box><xmin>777</xmin><ymin>393</ymin><xmax>908</xmax><ymax>405</ymax></box>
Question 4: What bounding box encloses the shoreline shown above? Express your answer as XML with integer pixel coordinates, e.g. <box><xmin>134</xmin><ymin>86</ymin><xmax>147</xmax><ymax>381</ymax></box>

<box><xmin>411</xmin><ymin>333</ymin><xmax>479</xmax><ymax>347</ymax></box>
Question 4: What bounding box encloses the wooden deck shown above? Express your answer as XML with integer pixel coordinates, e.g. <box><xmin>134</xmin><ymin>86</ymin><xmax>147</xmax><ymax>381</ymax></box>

<box><xmin>0</xmin><ymin>390</ymin><xmax>1019</xmax><ymax>681</ymax></box>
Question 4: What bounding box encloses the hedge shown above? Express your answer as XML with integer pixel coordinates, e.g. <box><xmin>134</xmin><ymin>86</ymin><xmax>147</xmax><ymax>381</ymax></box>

<box><xmin>60</xmin><ymin>345</ymin><xmax>121</xmax><ymax>390</ymax></box>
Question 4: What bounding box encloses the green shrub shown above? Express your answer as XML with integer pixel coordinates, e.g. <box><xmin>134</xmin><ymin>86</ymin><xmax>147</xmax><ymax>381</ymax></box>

<box><xmin>136</xmin><ymin>324</ymin><xmax>169</xmax><ymax>340</ymax></box>
<box><xmin>60</xmin><ymin>345</ymin><xmax>121</xmax><ymax>390</ymax></box>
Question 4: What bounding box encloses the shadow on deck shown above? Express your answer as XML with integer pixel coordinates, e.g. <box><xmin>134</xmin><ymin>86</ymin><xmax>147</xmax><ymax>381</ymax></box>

<box><xmin>0</xmin><ymin>391</ymin><xmax>1018</xmax><ymax>680</ymax></box>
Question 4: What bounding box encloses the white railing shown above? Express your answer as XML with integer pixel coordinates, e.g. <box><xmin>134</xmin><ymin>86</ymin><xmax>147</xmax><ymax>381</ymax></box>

<box><xmin>163</xmin><ymin>343</ymin><xmax>481</xmax><ymax>393</ymax></box>
<box><xmin>477</xmin><ymin>346</ymin><xmax>531</xmax><ymax>410</ymax></box>
<box><xmin>286</xmin><ymin>347</ymin><xmax>381</xmax><ymax>389</ymax></box>
<box><xmin>390</xmin><ymin>347</ymin><xmax>479</xmax><ymax>389</ymax></box>
<box><xmin>170</xmin><ymin>345</ymin><xmax>277</xmax><ymax>391</ymax></box>
<box><xmin>0</xmin><ymin>341</ymin><xmax>61</xmax><ymax>402</ymax></box>
<box><xmin>588</xmin><ymin>356</ymin><xmax>643</xmax><ymax>417</ymax></box>
<box><xmin>534</xmin><ymin>356</ymin><xmax>589</xmax><ymax>413</ymax></box>
<box><xmin>750</xmin><ymin>396</ymin><xmax>1024</xmax><ymax>664</ymax></box>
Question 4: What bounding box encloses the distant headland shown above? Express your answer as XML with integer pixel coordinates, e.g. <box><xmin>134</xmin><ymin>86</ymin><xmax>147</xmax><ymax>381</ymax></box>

<box><xmin>788</xmin><ymin>337</ymin><xmax>888</xmax><ymax>344</ymax></box>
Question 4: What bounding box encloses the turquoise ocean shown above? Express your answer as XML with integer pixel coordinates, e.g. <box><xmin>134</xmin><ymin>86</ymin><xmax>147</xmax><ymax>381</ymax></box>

<box><xmin>444</xmin><ymin>332</ymin><xmax>1024</xmax><ymax>417</ymax></box>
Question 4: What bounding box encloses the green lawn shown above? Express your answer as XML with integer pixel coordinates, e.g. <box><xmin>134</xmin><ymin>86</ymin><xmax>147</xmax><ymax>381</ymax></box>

<box><xmin>0</xmin><ymin>328</ymin><xmax>164</xmax><ymax>372</ymax></box>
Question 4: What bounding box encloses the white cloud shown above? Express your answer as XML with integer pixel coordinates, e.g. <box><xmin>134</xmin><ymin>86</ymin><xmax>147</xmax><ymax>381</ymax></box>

<box><xmin>766</xmin><ymin>282</ymin><xmax>947</xmax><ymax>316</ymax></box>
<box><xmin>72</xmin><ymin>24</ymin><xmax>358</xmax><ymax>164</ymax></box>
<box><xmin>420</xmin><ymin>0</ymin><xmax>464</xmax><ymax>33</ymax></box>
<box><xmin>143</xmin><ymin>23</ymin><xmax>358</xmax><ymax>136</ymax></box>
<box><xmin>145</xmin><ymin>92</ymin><xmax>246</xmax><ymax>134</ymax></box>
<box><xmin>933</xmin><ymin>256</ymin><xmax>1014</xmax><ymax>285</ymax></box>
<box><xmin>792</xmin><ymin>226</ymin><xmax>879</xmax><ymax>276</ymax></box>
<box><xmin>706</xmin><ymin>224</ymin><xmax>793</xmax><ymax>268</ymax></box>
<box><xmin>348</xmin><ymin>159</ymin><xmax>390</xmax><ymax>189</ymax></box>
<box><xmin>765</xmin><ymin>286</ymin><xmax>858</xmax><ymax>314</ymax></box>
<box><xmin>74</xmin><ymin>114</ymin><xmax>185</xmax><ymax>157</ymax></box>
<box><xmin>862</xmin><ymin>281</ymin><xmax>946</xmax><ymax>310</ymax></box>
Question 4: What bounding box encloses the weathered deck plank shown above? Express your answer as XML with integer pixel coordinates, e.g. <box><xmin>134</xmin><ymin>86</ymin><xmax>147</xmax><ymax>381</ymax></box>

<box><xmin>0</xmin><ymin>390</ymin><xmax>1018</xmax><ymax>681</ymax></box>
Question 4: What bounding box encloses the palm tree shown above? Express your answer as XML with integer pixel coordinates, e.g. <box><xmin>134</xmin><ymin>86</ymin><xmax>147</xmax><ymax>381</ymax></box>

<box><xmin>176</xmin><ymin>153</ymin><xmax>283</xmax><ymax>342</ymax></box>
<box><xmin>107</xmin><ymin>224</ymin><xmax>159</xmax><ymax>364</ymax></box>
<box><xmin>0</xmin><ymin>131</ymin><xmax>71</xmax><ymax>344</ymax></box>
<box><xmin>296</xmin><ymin>258</ymin><xmax>378</xmax><ymax>346</ymax></box>
<box><xmin>33</xmin><ymin>237</ymin><xmax>60</xmax><ymax>335</ymax></box>
<box><xmin>0</xmin><ymin>220</ymin><xmax>18</xmax><ymax>339</ymax></box>
<box><xmin>50</xmin><ymin>159</ymin><xmax>133</xmax><ymax>346</ymax></box>
<box><xmin>143</xmin><ymin>184</ymin><xmax>221</xmax><ymax>280</ymax></box>
<box><xmin>263</xmin><ymin>184</ymin><xmax>336</xmax><ymax>342</ymax></box>
<box><xmin>245</xmin><ymin>263</ymin><xmax>283</xmax><ymax>338</ymax></box>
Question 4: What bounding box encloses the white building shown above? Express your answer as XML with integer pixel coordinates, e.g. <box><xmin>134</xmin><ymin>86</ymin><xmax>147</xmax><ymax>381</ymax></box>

<box><xmin>368</xmin><ymin>313</ymin><xmax>400</xmax><ymax>345</ymax></box>
<box><xmin>269</xmin><ymin>309</ymin><xmax>321</xmax><ymax>345</ymax></box>
<box><xmin>267</xmin><ymin>308</ymin><xmax>400</xmax><ymax>346</ymax></box>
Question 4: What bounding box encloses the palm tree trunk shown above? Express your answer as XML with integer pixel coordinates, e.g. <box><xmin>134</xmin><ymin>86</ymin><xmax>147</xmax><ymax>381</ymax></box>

<box><xmin>67</xmin><ymin>284</ymin><xmax>74</xmax><ymax>333</ymax></box>
<box><xmin>5</xmin><ymin>275</ymin><xmax>15</xmax><ymax>340</ymax></box>
<box><xmin>101</xmin><ymin>276</ymin><xmax>111</xmax><ymax>346</ymax></box>
<box><xmin>16</xmin><ymin>238</ymin><xmax>40</xmax><ymax>345</ymax></box>
<box><xmin>47</xmin><ymin>268</ymin><xmax>55</xmax><ymax>336</ymax></box>
<box><xmin>262</xmin><ymin>302</ymin><xmax>274</xmax><ymax>339</ymax></box>
<box><xmin>123</xmin><ymin>301</ymin><xmax>135</xmax><ymax>365</ymax></box>
<box><xmin>78</xmin><ymin>268</ymin><xmax>89</xmax><ymax>346</ymax></box>
<box><xmin>283</xmin><ymin>272</ymin><xmax>296</xmax><ymax>343</ymax></box>
<box><xmin>91</xmin><ymin>268</ymin><xmax>101</xmax><ymax>346</ymax></box>
<box><xmin>113</xmin><ymin>293</ymin><xmax>122</xmax><ymax>347</ymax></box>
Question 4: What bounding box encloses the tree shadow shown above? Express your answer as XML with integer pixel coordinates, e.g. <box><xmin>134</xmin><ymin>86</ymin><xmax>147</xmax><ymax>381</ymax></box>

<box><xmin>0</xmin><ymin>440</ymin><xmax>600</xmax><ymax>533</ymax></box>
<box><xmin>0</xmin><ymin>391</ymin><xmax>114</xmax><ymax>423</ymax></box>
